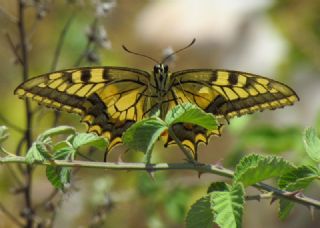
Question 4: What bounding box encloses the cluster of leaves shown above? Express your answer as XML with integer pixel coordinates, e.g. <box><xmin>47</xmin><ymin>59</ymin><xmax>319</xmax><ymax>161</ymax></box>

<box><xmin>122</xmin><ymin>103</ymin><xmax>320</xmax><ymax>228</ymax></box>
<box><xmin>185</xmin><ymin>127</ymin><xmax>320</xmax><ymax>228</ymax></box>
<box><xmin>24</xmin><ymin>126</ymin><xmax>108</xmax><ymax>189</ymax></box>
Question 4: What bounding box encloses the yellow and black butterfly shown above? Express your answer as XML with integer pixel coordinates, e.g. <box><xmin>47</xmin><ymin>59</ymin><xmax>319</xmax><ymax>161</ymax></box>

<box><xmin>14</xmin><ymin>39</ymin><xmax>299</xmax><ymax>158</ymax></box>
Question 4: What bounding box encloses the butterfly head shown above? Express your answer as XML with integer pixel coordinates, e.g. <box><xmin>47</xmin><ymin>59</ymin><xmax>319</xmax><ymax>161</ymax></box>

<box><xmin>153</xmin><ymin>64</ymin><xmax>169</xmax><ymax>74</ymax></box>
<box><xmin>153</xmin><ymin>64</ymin><xmax>170</xmax><ymax>94</ymax></box>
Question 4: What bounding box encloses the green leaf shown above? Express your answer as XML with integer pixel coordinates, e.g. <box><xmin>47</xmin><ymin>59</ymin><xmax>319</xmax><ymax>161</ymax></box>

<box><xmin>53</xmin><ymin>141</ymin><xmax>71</xmax><ymax>152</ymax></box>
<box><xmin>47</xmin><ymin>143</ymin><xmax>73</xmax><ymax>188</ymax></box>
<box><xmin>234</xmin><ymin>154</ymin><xmax>294</xmax><ymax>187</ymax></box>
<box><xmin>165</xmin><ymin>103</ymin><xmax>218</xmax><ymax>131</ymax></box>
<box><xmin>279</xmin><ymin>199</ymin><xmax>295</xmax><ymax>220</ymax></box>
<box><xmin>46</xmin><ymin>166</ymin><xmax>71</xmax><ymax>189</ymax></box>
<box><xmin>278</xmin><ymin>165</ymin><xmax>319</xmax><ymax>189</ymax></box>
<box><xmin>211</xmin><ymin>183</ymin><xmax>244</xmax><ymax>228</ymax></box>
<box><xmin>123</xmin><ymin>117</ymin><xmax>167</xmax><ymax>154</ymax></box>
<box><xmin>0</xmin><ymin>126</ymin><xmax>9</xmax><ymax>144</ymax></box>
<box><xmin>207</xmin><ymin>182</ymin><xmax>229</xmax><ymax>193</ymax></box>
<box><xmin>71</xmin><ymin>132</ymin><xmax>108</xmax><ymax>150</ymax></box>
<box><xmin>186</xmin><ymin>196</ymin><xmax>213</xmax><ymax>228</ymax></box>
<box><xmin>59</xmin><ymin>167</ymin><xmax>71</xmax><ymax>184</ymax></box>
<box><xmin>39</xmin><ymin>126</ymin><xmax>76</xmax><ymax>141</ymax></box>
<box><xmin>54</xmin><ymin>146</ymin><xmax>76</xmax><ymax>160</ymax></box>
<box><xmin>278</xmin><ymin>165</ymin><xmax>319</xmax><ymax>220</ymax></box>
<box><xmin>25</xmin><ymin>142</ymin><xmax>50</xmax><ymax>164</ymax></box>
<box><xmin>303</xmin><ymin>127</ymin><xmax>320</xmax><ymax>162</ymax></box>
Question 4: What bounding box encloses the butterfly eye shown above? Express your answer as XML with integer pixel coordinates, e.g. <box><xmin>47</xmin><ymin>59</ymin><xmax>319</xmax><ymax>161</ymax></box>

<box><xmin>154</xmin><ymin>65</ymin><xmax>160</xmax><ymax>73</ymax></box>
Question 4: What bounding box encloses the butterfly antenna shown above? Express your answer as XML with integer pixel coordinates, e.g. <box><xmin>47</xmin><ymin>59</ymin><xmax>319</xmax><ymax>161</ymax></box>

<box><xmin>161</xmin><ymin>38</ymin><xmax>196</xmax><ymax>64</ymax></box>
<box><xmin>122</xmin><ymin>45</ymin><xmax>160</xmax><ymax>64</ymax></box>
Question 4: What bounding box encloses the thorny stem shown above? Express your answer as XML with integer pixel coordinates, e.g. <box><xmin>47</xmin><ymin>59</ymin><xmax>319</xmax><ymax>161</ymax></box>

<box><xmin>245</xmin><ymin>193</ymin><xmax>273</xmax><ymax>201</ymax></box>
<box><xmin>17</xmin><ymin>1</ymin><xmax>33</xmax><ymax>227</ymax></box>
<box><xmin>1</xmin><ymin>155</ymin><xmax>320</xmax><ymax>210</ymax></box>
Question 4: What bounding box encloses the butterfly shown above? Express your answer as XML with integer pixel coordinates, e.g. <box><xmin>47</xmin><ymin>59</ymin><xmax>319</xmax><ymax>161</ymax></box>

<box><xmin>14</xmin><ymin>39</ymin><xmax>299</xmax><ymax>159</ymax></box>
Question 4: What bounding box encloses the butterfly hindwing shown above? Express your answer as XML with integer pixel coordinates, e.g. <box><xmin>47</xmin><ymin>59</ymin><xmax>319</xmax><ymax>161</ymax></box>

<box><xmin>14</xmin><ymin>66</ymin><xmax>151</xmax><ymax>150</ymax></box>
<box><xmin>162</xmin><ymin>122</ymin><xmax>223</xmax><ymax>159</ymax></box>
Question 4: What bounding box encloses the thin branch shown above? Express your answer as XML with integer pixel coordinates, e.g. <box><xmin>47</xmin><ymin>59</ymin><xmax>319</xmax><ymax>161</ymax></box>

<box><xmin>1</xmin><ymin>155</ymin><xmax>320</xmax><ymax>210</ymax></box>
<box><xmin>0</xmin><ymin>203</ymin><xmax>24</xmax><ymax>227</ymax></box>
<box><xmin>4</xmin><ymin>32</ymin><xmax>23</xmax><ymax>65</ymax></box>
<box><xmin>245</xmin><ymin>193</ymin><xmax>273</xmax><ymax>201</ymax></box>
<box><xmin>0</xmin><ymin>5</ymin><xmax>18</xmax><ymax>23</ymax></box>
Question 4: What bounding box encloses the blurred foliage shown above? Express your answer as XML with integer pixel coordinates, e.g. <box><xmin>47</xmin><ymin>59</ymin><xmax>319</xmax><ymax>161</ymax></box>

<box><xmin>238</xmin><ymin>126</ymin><xmax>302</xmax><ymax>154</ymax></box>
<box><xmin>270</xmin><ymin>0</ymin><xmax>320</xmax><ymax>72</ymax></box>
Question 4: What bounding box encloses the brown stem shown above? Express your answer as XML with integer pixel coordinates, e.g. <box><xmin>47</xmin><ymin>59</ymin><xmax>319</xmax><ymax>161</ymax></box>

<box><xmin>245</xmin><ymin>193</ymin><xmax>273</xmax><ymax>201</ymax></box>
<box><xmin>17</xmin><ymin>1</ymin><xmax>33</xmax><ymax>227</ymax></box>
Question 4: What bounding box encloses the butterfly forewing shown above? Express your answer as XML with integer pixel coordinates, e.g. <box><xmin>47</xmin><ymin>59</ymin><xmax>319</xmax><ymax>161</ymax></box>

<box><xmin>171</xmin><ymin>69</ymin><xmax>299</xmax><ymax>119</ymax></box>
<box><xmin>14</xmin><ymin>67</ymin><xmax>151</xmax><ymax>150</ymax></box>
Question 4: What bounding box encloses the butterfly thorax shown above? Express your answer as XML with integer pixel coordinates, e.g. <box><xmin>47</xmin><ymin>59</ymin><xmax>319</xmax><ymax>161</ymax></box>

<box><xmin>149</xmin><ymin>64</ymin><xmax>172</xmax><ymax>118</ymax></box>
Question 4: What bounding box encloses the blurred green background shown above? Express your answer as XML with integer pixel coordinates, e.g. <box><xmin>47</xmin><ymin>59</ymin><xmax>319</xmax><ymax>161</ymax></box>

<box><xmin>0</xmin><ymin>0</ymin><xmax>320</xmax><ymax>227</ymax></box>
